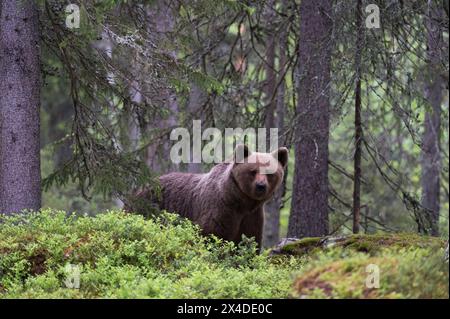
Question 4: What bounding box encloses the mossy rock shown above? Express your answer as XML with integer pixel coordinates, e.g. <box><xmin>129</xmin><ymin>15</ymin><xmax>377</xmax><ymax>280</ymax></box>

<box><xmin>275</xmin><ymin>233</ymin><xmax>445</xmax><ymax>257</ymax></box>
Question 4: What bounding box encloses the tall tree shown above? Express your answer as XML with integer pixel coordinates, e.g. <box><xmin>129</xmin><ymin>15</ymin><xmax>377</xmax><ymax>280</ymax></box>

<box><xmin>352</xmin><ymin>0</ymin><xmax>363</xmax><ymax>234</ymax></box>
<box><xmin>145</xmin><ymin>0</ymin><xmax>179</xmax><ymax>173</ymax></box>
<box><xmin>421</xmin><ymin>0</ymin><xmax>444</xmax><ymax>236</ymax></box>
<box><xmin>263</xmin><ymin>0</ymin><xmax>289</xmax><ymax>247</ymax></box>
<box><xmin>186</xmin><ymin>84</ymin><xmax>207</xmax><ymax>174</ymax></box>
<box><xmin>262</xmin><ymin>0</ymin><xmax>280</xmax><ymax>247</ymax></box>
<box><xmin>288</xmin><ymin>0</ymin><xmax>332</xmax><ymax>238</ymax></box>
<box><xmin>0</xmin><ymin>0</ymin><xmax>41</xmax><ymax>214</ymax></box>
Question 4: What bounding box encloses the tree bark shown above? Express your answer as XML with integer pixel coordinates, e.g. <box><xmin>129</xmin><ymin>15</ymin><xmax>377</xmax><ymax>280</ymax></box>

<box><xmin>0</xmin><ymin>0</ymin><xmax>41</xmax><ymax>214</ymax></box>
<box><xmin>288</xmin><ymin>0</ymin><xmax>332</xmax><ymax>238</ymax></box>
<box><xmin>262</xmin><ymin>0</ymin><xmax>277</xmax><ymax>135</ymax></box>
<box><xmin>186</xmin><ymin>83</ymin><xmax>206</xmax><ymax>174</ymax></box>
<box><xmin>352</xmin><ymin>0</ymin><xmax>363</xmax><ymax>234</ymax></box>
<box><xmin>145</xmin><ymin>0</ymin><xmax>179</xmax><ymax>173</ymax></box>
<box><xmin>262</xmin><ymin>0</ymin><xmax>280</xmax><ymax>248</ymax></box>
<box><xmin>263</xmin><ymin>0</ymin><xmax>288</xmax><ymax>248</ymax></box>
<box><xmin>421</xmin><ymin>0</ymin><xmax>444</xmax><ymax>236</ymax></box>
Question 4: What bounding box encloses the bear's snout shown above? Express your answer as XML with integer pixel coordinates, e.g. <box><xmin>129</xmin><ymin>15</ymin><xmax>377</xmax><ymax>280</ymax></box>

<box><xmin>255</xmin><ymin>182</ymin><xmax>267</xmax><ymax>194</ymax></box>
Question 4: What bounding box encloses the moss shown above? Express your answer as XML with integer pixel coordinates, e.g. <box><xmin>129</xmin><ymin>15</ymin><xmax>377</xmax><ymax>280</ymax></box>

<box><xmin>292</xmin><ymin>246</ymin><xmax>449</xmax><ymax>299</ymax></box>
<box><xmin>278</xmin><ymin>233</ymin><xmax>445</xmax><ymax>257</ymax></box>
<box><xmin>341</xmin><ymin>233</ymin><xmax>444</xmax><ymax>254</ymax></box>
<box><xmin>279</xmin><ymin>237</ymin><xmax>322</xmax><ymax>256</ymax></box>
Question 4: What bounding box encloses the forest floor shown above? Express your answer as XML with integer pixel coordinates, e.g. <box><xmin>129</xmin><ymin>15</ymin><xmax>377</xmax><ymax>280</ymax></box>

<box><xmin>0</xmin><ymin>210</ymin><xmax>448</xmax><ymax>299</ymax></box>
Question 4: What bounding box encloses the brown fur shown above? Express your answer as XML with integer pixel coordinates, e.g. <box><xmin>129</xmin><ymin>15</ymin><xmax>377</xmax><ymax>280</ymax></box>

<box><xmin>129</xmin><ymin>145</ymin><xmax>288</xmax><ymax>248</ymax></box>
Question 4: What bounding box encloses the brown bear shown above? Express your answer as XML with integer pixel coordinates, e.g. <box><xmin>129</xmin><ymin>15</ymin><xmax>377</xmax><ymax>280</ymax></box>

<box><xmin>128</xmin><ymin>145</ymin><xmax>288</xmax><ymax>248</ymax></box>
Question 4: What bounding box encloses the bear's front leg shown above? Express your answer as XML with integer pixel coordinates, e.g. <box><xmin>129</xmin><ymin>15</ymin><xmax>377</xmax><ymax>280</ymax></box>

<box><xmin>198</xmin><ymin>210</ymin><xmax>241</xmax><ymax>243</ymax></box>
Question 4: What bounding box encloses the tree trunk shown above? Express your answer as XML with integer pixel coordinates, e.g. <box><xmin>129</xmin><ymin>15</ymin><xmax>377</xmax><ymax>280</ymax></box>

<box><xmin>186</xmin><ymin>83</ymin><xmax>206</xmax><ymax>174</ymax></box>
<box><xmin>262</xmin><ymin>0</ymin><xmax>277</xmax><ymax>136</ymax></box>
<box><xmin>145</xmin><ymin>0</ymin><xmax>179</xmax><ymax>173</ymax></box>
<box><xmin>263</xmin><ymin>0</ymin><xmax>288</xmax><ymax>248</ymax></box>
<box><xmin>288</xmin><ymin>0</ymin><xmax>332</xmax><ymax>238</ymax></box>
<box><xmin>0</xmin><ymin>0</ymin><xmax>41</xmax><ymax>214</ymax></box>
<box><xmin>421</xmin><ymin>0</ymin><xmax>444</xmax><ymax>236</ymax></box>
<box><xmin>262</xmin><ymin>0</ymin><xmax>280</xmax><ymax>248</ymax></box>
<box><xmin>352</xmin><ymin>0</ymin><xmax>363</xmax><ymax>234</ymax></box>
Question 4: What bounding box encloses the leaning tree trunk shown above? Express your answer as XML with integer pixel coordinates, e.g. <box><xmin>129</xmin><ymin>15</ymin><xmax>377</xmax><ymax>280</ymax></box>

<box><xmin>0</xmin><ymin>0</ymin><xmax>41</xmax><ymax>214</ymax></box>
<box><xmin>421</xmin><ymin>0</ymin><xmax>444</xmax><ymax>237</ymax></box>
<box><xmin>288</xmin><ymin>0</ymin><xmax>332</xmax><ymax>238</ymax></box>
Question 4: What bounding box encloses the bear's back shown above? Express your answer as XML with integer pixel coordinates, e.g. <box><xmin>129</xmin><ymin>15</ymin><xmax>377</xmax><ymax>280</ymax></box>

<box><xmin>159</xmin><ymin>163</ymin><xmax>230</xmax><ymax>220</ymax></box>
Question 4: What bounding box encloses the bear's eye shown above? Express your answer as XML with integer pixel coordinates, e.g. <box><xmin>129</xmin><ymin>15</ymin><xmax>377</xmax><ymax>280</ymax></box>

<box><xmin>249</xmin><ymin>170</ymin><xmax>257</xmax><ymax>176</ymax></box>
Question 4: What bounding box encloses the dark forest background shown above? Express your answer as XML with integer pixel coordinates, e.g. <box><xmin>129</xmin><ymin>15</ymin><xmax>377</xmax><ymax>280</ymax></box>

<box><xmin>1</xmin><ymin>0</ymin><xmax>449</xmax><ymax>248</ymax></box>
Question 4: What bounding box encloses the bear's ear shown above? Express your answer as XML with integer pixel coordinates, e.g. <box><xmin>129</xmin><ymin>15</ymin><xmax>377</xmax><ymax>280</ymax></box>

<box><xmin>271</xmin><ymin>147</ymin><xmax>289</xmax><ymax>168</ymax></box>
<box><xmin>234</xmin><ymin>144</ymin><xmax>252</xmax><ymax>163</ymax></box>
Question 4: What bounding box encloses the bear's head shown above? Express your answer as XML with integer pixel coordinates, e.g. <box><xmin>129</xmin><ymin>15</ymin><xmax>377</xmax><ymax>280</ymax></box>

<box><xmin>231</xmin><ymin>144</ymin><xmax>288</xmax><ymax>202</ymax></box>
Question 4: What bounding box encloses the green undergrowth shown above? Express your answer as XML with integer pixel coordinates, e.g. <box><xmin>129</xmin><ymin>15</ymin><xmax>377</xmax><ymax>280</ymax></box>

<box><xmin>279</xmin><ymin>234</ymin><xmax>448</xmax><ymax>299</ymax></box>
<box><xmin>0</xmin><ymin>210</ymin><xmax>302</xmax><ymax>298</ymax></box>
<box><xmin>292</xmin><ymin>247</ymin><xmax>448</xmax><ymax>299</ymax></box>
<box><xmin>0</xmin><ymin>210</ymin><xmax>447</xmax><ymax>299</ymax></box>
